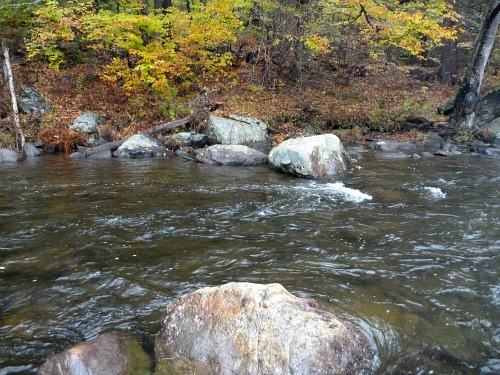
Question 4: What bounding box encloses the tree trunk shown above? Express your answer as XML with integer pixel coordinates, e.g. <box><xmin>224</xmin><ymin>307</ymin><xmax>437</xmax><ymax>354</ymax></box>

<box><xmin>436</xmin><ymin>16</ymin><xmax>459</xmax><ymax>87</ymax></box>
<box><xmin>82</xmin><ymin>110</ymin><xmax>203</xmax><ymax>157</ymax></box>
<box><xmin>450</xmin><ymin>0</ymin><xmax>500</xmax><ymax>130</ymax></box>
<box><xmin>2</xmin><ymin>41</ymin><xmax>25</xmax><ymax>153</ymax></box>
<box><xmin>437</xmin><ymin>39</ymin><xmax>458</xmax><ymax>86</ymax></box>
<box><xmin>154</xmin><ymin>0</ymin><xmax>172</xmax><ymax>9</ymax></box>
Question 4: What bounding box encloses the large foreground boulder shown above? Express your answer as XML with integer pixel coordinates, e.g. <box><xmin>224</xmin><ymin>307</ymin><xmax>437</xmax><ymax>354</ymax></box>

<box><xmin>196</xmin><ymin>144</ymin><xmax>268</xmax><ymax>166</ymax></box>
<box><xmin>155</xmin><ymin>282</ymin><xmax>377</xmax><ymax>375</ymax></box>
<box><xmin>206</xmin><ymin>115</ymin><xmax>271</xmax><ymax>153</ymax></box>
<box><xmin>268</xmin><ymin>134</ymin><xmax>351</xmax><ymax>178</ymax></box>
<box><xmin>37</xmin><ymin>332</ymin><xmax>151</xmax><ymax>375</ymax></box>
<box><xmin>113</xmin><ymin>134</ymin><xmax>165</xmax><ymax>158</ymax></box>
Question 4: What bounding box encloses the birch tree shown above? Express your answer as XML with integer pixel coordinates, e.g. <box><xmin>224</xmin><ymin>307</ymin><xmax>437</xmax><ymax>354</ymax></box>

<box><xmin>450</xmin><ymin>0</ymin><xmax>500</xmax><ymax>130</ymax></box>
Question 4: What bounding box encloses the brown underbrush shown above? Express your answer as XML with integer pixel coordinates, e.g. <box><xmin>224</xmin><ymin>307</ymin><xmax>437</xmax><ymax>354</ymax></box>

<box><xmin>1</xmin><ymin>60</ymin><xmax>462</xmax><ymax>151</ymax></box>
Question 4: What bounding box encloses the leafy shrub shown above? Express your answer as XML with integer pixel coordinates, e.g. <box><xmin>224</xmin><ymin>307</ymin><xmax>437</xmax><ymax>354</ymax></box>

<box><xmin>38</xmin><ymin>125</ymin><xmax>87</xmax><ymax>153</ymax></box>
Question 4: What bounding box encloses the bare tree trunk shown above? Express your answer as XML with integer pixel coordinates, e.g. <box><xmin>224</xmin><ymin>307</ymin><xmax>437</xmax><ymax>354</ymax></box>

<box><xmin>450</xmin><ymin>0</ymin><xmax>500</xmax><ymax>130</ymax></box>
<box><xmin>2</xmin><ymin>41</ymin><xmax>25</xmax><ymax>153</ymax></box>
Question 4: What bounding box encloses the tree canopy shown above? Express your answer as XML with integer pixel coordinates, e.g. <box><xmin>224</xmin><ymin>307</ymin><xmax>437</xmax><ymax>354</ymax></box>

<box><xmin>1</xmin><ymin>0</ymin><xmax>499</xmax><ymax>151</ymax></box>
<box><xmin>2</xmin><ymin>0</ymin><xmax>461</xmax><ymax>98</ymax></box>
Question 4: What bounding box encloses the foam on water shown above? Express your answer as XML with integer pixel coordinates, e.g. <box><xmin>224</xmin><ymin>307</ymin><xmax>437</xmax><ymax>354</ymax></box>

<box><xmin>315</xmin><ymin>182</ymin><xmax>373</xmax><ymax>203</ymax></box>
<box><xmin>424</xmin><ymin>186</ymin><xmax>446</xmax><ymax>199</ymax></box>
<box><xmin>326</xmin><ymin>182</ymin><xmax>373</xmax><ymax>203</ymax></box>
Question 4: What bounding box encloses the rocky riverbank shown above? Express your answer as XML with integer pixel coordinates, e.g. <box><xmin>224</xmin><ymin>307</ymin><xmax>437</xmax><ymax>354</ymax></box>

<box><xmin>37</xmin><ymin>283</ymin><xmax>378</xmax><ymax>375</ymax></box>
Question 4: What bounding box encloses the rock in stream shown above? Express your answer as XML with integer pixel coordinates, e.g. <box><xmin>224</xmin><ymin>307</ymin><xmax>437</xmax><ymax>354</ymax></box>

<box><xmin>155</xmin><ymin>282</ymin><xmax>377</xmax><ymax>375</ymax></box>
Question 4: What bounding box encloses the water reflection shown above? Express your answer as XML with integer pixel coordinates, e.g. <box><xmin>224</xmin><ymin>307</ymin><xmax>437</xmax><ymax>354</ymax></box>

<box><xmin>1</xmin><ymin>153</ymin><xmax>499</xmax><ymax>374</ymax></box>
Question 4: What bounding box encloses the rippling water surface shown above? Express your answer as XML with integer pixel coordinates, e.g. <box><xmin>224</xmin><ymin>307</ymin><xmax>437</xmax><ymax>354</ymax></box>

<box><xmin>1</xmin><ymin>151</ymin><xmax>499</xmax><ymax>374</ymax></box>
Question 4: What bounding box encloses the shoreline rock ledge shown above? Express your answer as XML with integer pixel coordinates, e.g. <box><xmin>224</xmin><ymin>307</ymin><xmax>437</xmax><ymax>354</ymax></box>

<box><xmin>155</xmin><ymin>282</ymin><xmax>377</xmax><ymax>375</ymax></box>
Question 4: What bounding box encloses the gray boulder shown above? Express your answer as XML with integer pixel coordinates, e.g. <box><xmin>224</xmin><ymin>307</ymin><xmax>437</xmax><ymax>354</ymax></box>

<box><xmin>23</xmin><ymin>142</ymin><xmax>42</xmax><ymax>158</ymax></box>
<box><xmin>37</xmin><ymin>332</ymin><xmax>151</xmax><ymax>375</ymax></box>
<box><xmin>89</xmin><ymin>150</ymin><xmax>112</xmax><ymax>159</ymax></box>
<box><xmin>268</xmin><ymin>134</ymin><xmax>351</xmax><ymax>178</ymax></box>
<box><xmin>70</xmin><ymin>112</ymin><xmax>105</xmax><ymax>147</ymax></box>
<box><xmin>17</xmin><ymin>85</ymin><xmax>52</xmax><ymax>116</ymax></box>
<box><xmin>206</xmin><ymin>114</ymin><xmax>271</xmax><ymax>153</ymax></box>
<box><xmin>113</xmin><ymin>134</ymin><xmax>165</xmax><ymax>158</ymax></box>
<box><xmin>423</xmin><ymin>132</ymin><xmax>445</xmax><ymax>149</ymax></box>
<box><xmin>374</xmin><ymin>151</ymin><xmax>411</xmax><ymax>160</ymax></box>
<box><xmin>69</xmin><ymin>112</ymin><xmax>104</xmax><ymax>133</ymax></box>
<box><xmin>370</xmin><ymin>141</ymin><xmax>417</xmax><ymax>152</ymax></box>
<box><xmin>155</xmin><ymin>282</ymin><xmax>376</xmax><ymax>375</ymax></box>
<box><xmin>485</xmin><ymin>117</ymin><xmax>500</xmax><ymax>138</ymax></box>
<box><xmin>0</xmin><ymin>148</ymin><xmax>19</xmax><ymax>162</ymax></box>
<box><xmin>69</xmin><ymin>151</ymin><xmax>85</xmax><ymax>158</ymax></box>
<box><xmin>171</xmin><ymin>132</ymin><xmax>209</xmax><ymax>148</ymax></box>
<box><xmin>196</xmin><ymin>144</ymin><xmax>268</xmax><ymax>166</ymax></box>
<box><xmin>475</xmin><ymin>88</ymin><xmax>500</xmax><ymax>131</ymax></box>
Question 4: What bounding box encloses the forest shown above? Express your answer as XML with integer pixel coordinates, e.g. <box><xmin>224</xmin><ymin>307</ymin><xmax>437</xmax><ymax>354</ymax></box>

<box><xmin>0</xmin><ymin>0</ymin><xmax>499</xmax><ymax>153</ymax></box>
<box><xmin>1</xmin><ymin>2</ymin><xmax>500</xmax><ymax>374</ymax></box>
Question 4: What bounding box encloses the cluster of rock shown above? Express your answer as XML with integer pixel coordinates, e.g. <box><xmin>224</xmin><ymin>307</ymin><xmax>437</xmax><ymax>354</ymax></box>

<box><xmin>37</xmin><ymin>282</ymin><xmax>378</xmax><ymax>375</ymax></box>
<box><xmin>67</xmin><ymin>112</ymin><xmax>353</xmax><ymax>179</ymax></box>
<box><xmin>3</xmin><ymin>85</ymin><xmax>500</xmax><ymax>165</ymax></box>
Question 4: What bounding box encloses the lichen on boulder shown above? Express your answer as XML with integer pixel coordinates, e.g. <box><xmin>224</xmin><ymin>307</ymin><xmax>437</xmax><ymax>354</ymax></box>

<box><xmin>155</xmin><ymin>282</ymin><xmax>377</xmax><ymax>375</ymax></box>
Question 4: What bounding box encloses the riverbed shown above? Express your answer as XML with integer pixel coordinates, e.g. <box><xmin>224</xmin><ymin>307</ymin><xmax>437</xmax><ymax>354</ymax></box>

<box><xmin>1</xmin><ymin>151</ymin><xmax>499</xmax><ymax>374</ymax></box>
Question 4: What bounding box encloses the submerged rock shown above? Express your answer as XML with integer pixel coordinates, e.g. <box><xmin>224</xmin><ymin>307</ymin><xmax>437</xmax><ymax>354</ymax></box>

<box><xmin>113</xmin><ymin>134</ymin><xmax>165</xmax><ymax>158</ymax></box>
<box><xmin>206</xmin><ymin>114</ymin><xmax>271</xmax><ymax>153</ymax></box>
<box><xmin>374</xmin><ymin>151</ymin><xmax>411</xmax><ymax>160</ymax></box>
<box><xmin>370</xmin><ymin>141</ymin><xmax>417</xmax><ymax>152</ymax></box>
<box><xmin>69</xmin><ymin>150</ymin><xmax>85</xmax><ymax>158</ymax></box>
<box><xmin>196</xmin><ymin>144</ymin><xmax>268</xmax><ymax>166</ymax></box>
<box><xmin>155</xmin><ymin>282</ymin><xmax>377</xmax><ymax>375</ymax></box>
<box><xmin>89</xmin><ymin>150</ymin><xmax>112</xmax><ymax>159</ymax></box>
<box><xmin>37</xmin><ymin>332</ymin><xmax>151</xmax><ymax>375</ymax></box>
<box><xmin>268</xmin><ymin>134</ymin><xmax>351</xmax><ymax>178</ymax></box>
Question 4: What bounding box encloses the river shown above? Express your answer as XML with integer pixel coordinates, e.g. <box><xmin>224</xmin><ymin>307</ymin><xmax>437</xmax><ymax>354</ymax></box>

<box><xmin>0</xmin><ymin>150</ymin><xmax>499</xmax><ymax>374</ymax></box>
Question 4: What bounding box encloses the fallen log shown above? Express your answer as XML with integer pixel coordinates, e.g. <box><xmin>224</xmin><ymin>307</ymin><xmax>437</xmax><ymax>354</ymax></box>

<box><xmin>81</xmin><ymin>110</ymin><xmax>202</xmax><ymax>157</ymax></box>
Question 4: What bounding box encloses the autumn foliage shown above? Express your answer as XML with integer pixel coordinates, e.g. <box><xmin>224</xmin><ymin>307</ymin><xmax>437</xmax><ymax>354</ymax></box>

<box><xmin>0</xmin><ymin>0</ymin><xmax>494</xmax><ymax>150</ymax></box>
<box><xmin>24</xmin><ymin>0</ymin><xmax>460</xmax><ymax>94</ymax></box>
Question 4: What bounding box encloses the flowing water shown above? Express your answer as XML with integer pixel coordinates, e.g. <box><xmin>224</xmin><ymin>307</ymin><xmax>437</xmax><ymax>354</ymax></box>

<box><xmin>0</xmin><ymin>151</ymin><xmax>499</xmax><ymax>374</ymax></box>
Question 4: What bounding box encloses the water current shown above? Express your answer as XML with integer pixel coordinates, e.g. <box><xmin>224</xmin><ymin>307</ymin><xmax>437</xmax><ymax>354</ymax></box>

<box><xmin>0</xmin><ymin>150</ymin><xmax>499</xmax><ymax>374</ymax></box>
